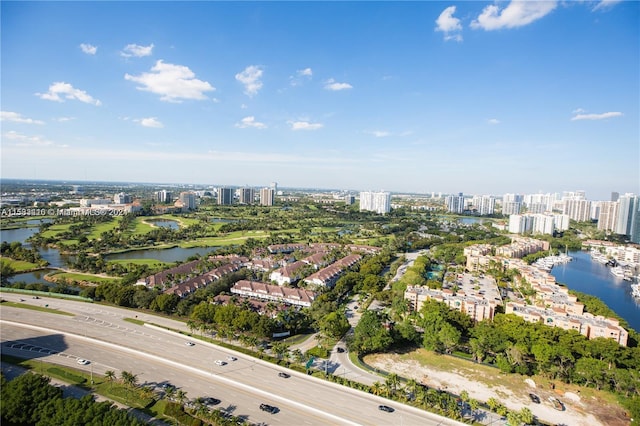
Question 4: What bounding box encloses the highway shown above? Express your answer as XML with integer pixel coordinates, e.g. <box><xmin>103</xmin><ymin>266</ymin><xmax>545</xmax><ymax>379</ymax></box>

<box><xmin>0</xmin><ymin>294</ymin><xmax>465</xmax><ymax>426</ymax></box>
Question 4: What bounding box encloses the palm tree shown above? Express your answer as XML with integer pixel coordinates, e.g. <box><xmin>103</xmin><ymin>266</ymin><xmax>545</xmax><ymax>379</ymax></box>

<box><xmin>104</xmin><ymin>370</ymin><xmax>116</xmax><ymax>390</ymax></box>
<box><xmin>164</xmin><ymin>385</ymin><xmax>176</xmax><ymax>401</ymax></box>
<box><xmin>405</xmin><ymin>378</ymin><xmax>419</xmax><ymax>401</ymax></box>
<box><xmin>176</xmin><ymin>389</ymin><xmax>187</xmax><ymax>406</ymax></box>
<box><xmin>384</xmin><ymin>373</ymin><xmax>400</xmax><ymax>397</ymax></box>
<box><xmin>371</xmin><ymin>381</ymin><xmax>383</xmax><ymax>396</ymax></box>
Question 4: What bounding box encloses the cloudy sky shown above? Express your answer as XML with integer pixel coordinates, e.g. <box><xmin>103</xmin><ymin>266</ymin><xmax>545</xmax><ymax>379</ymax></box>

<box><xmin>1</xmin><ymin>1</ymin><xmax>638</xmax><ymax>200</ymax></box>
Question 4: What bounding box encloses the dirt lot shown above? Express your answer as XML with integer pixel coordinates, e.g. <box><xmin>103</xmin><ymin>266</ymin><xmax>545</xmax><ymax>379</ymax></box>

<box><xmin>364</xmin><ymin>349</ymin><xmax>630</xmax><ymax>426</ymax></box>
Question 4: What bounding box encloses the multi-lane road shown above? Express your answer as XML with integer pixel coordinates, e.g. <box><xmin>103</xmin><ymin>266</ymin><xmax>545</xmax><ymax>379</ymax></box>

<box><xmin>0</xmin><ymin>294</ymin><xmax>465</xmax><ymax>425</ymax></box>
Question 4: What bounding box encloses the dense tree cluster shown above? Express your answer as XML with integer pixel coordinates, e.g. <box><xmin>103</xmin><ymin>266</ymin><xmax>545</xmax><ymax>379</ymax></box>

<box><xmin>0</xmin><ymin>372</ymin><xmax>145</xmax><ymax>426</ymax></box>
<box><xmin>0</xmin><ymin>241</ymin><xmax>46</xmax><ymax>266</ymax></box>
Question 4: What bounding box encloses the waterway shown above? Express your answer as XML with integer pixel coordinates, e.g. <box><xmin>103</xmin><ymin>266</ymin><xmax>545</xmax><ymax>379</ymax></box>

<box><xmin>551</xmin><ymin>250</ymin><xmax>640</xmax><ymax>332</ymax></box>
<box><xmin>146</xmin><ymin>219</ymin><xmax>180</xmax><ymax>230</ymax></box>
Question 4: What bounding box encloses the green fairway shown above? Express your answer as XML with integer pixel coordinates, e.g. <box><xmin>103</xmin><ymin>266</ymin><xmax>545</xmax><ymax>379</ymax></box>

<box><xmin>108</xmin><ymin>258</ymin><xmax>169</xmax><ymax>267</ymax></box>
<box><xmin>1</xmin><ymin>257</ymin><xmax>40</xmax><ymax>272</ymax></box>
<box><xmin>49</xmin><ymin>271</ymin><xmax>120</xmax><ymax>284</ymax></box>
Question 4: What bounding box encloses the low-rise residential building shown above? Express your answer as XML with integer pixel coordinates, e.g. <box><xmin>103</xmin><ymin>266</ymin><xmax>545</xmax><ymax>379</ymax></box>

<box><xmin>303</xmin><ymin>254</ymin><xmax>362</xmax><ymax>288</ymax></box>
<box><xmin>269</xmin><ymin>260</ymin><xmax>307</xmax><ymax>286</ymax></box>
<box><xmin>230</xmin><ymin>280</ymin><xmax>316</xmax><ymax>307</ymax></box>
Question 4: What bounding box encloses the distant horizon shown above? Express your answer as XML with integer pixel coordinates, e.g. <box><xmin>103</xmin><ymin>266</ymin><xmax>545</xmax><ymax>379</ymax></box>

<box><xmin>2</xmin><ymin>1</ymin><xmax>638</xmax><ymax>202</ymax></box>
<box><xmin>0</xmin><ymin>177</ymin><xmax>633</xmax><ymax>201</ymax></box>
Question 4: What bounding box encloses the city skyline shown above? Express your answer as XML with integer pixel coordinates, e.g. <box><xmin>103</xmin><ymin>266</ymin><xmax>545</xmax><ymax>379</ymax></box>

<box><xmin>1</xmin><ymin>1</ymin><xmax>638</xmax><ymax>200</ymax></box>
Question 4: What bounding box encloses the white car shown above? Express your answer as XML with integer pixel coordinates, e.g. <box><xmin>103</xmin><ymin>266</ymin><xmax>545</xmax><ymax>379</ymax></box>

<box><xmin>185</xmin><ymin>341</ymin><xmax>195</xmax><ymax>346</ymax></box>
<box><xmin>77</xmin><ymin>359</ymin><xmax>90</xmax><ymax>365</ymax></box>
<box><xmin>227</xmin><ymin>356</ymin><xmax>237</xmax><ymax>361</ymax></box>
<box><xmin>214</xmin><ymin>360</ymin><xmax>227</xmax><ymax>366</ymax></box>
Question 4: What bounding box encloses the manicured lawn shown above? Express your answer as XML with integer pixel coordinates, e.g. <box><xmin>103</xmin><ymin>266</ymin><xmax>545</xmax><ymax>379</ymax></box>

<box><xmin>41</xmin><ymin>223</ymin><xmax>72</xmax><ymax>238</ymax></box>
<box><xmin>1</xmin><ymin>257</ymin><xmax>39</xmax><ymax>272</ymax></box>
<box><xmin>179</xmin><ymin>231</ymin><xmax>270</xmax><ymax>248</ymax></box>
<box><xmin>49</xmin><ymin>271</ymin><xmax>120</xmax><ymax>284</ymax></box>
<box><xmin>87</xmin><ymin>218</ymin><xmax>122</xmax><ymax>240</ymax></box>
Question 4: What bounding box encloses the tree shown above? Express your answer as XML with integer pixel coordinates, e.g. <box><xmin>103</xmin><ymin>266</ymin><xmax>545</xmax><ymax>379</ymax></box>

<box><xmin>319</xmin><ymin>311</ymin><xmax>350</xmax><ymax>339</ymax></box>
<box><xmin>351</xmin><ymin>310</ymin><xmax>393</xmax><ymax>355</ymax></box>
<box><xmin>104</xmin><ymin>370</ymin><xmax>116</xmax><ymax>390</ymax></box>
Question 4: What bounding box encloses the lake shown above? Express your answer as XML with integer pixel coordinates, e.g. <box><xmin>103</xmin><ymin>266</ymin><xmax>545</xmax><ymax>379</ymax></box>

<box><xmin>551</xmin><ymin>250</ymin><xmax>640</xmax><ymax>332</ymax></box>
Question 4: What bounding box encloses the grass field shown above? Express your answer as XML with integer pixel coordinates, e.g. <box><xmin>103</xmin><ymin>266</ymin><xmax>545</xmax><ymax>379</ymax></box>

<box><xmin>1</xmin><ymin>257</ymin><xmax>40</xmax><ymax>272</ymax></box>
<box><xmin>87</xmin><ymin>218</ymin><xmax>122</xmax><ymax>240</ymax></box>
<box><xmin>179</xmin><ymin>230</ymin><xmax>270</xmax><ymax>248</ymax></box>
<box><xmin>49</xmin><ymin>271</ymin><xmax>120</xmax><ymax>284</ymax></box>
<box><xmin>0</xmin><ymin>301</ymin><xmax>75</xmax><ymax>316</ymax></box>
<box><xmin>41</xmin><ymin>223</ymin><xmax>72</xmax><ymax>238</ymax></box>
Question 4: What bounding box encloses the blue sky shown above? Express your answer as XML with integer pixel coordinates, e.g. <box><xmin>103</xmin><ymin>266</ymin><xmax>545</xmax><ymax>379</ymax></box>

<box><xmin>1</xmin><ymin>1</ymin><xmax>638</xmax><ymax>200</ymax></box>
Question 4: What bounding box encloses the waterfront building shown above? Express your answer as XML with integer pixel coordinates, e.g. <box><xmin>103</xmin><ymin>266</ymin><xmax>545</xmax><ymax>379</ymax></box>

<box><xmin>260</xmin><ymin>187</ymin><xmax>275</xmax><ymax>206</ymax></box>
<box><xmin>508</xmin><ymin>214</ymin><xmax>533</xmax><ymax>234</ymax></box>
<box><xmin>359</xmin><ymin>190</ymin><xmax>391</xmax><ymax>214</ymax></box>
<box><xmin>217</xmin><ymin>187</ymin><xmax>234</xmax><ymax>205</ymax></box>
<box><xmin>615</xmin><ymin>193</ymin><xmax>638</xmax><ymax>236</ymax></box>
<box><xmin>472</xmin><ymin>195</ymin><xmax>496</xmax><ymax>215</ymax></box>
<box><xmin>553</xmin><ymin>214</ymin><xmax>570</xmax><ymax>231</ymax></box>
<box><xmin>445</xmin><ymin>192</ymin><xmax>465</xmax><ymax>214</ymax></box>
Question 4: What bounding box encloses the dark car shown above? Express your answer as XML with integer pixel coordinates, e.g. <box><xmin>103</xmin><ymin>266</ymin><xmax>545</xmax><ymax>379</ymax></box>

<box><xmin>278</xmin><ymin>372</ymin><xmax>290</xmax><ymax>378</ymax></box>
<box><xmin>529</xmin><ymin>393</ymin><xmax>540</xmax><ymax>404</ymax></box>
<box><xmin>259</xmin><ymin>403</ymin><xmax>278</xmax><ymax>414</ymax></box>
<box><xmin>336</xmin><ymin>347</ymin><xmax>345</xmax><ymax>353</ymax></box>
<box><xmin>378</xmin><ymin>405</ymin><xmax>394</xmax><ymax>413</ymax></box>
<box><xmin>203</xmin><ymin>397</ymin><xmax>221</xmax><ymax>406</ymax></box>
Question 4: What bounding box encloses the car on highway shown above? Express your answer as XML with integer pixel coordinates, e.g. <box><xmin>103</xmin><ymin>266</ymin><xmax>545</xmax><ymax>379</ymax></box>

<box><xmin>227</xmin><ymin>356</ymin><xmax>237</xmax><ymax>361</ymax></box>
<box><xmin>259</xmin><ymin>403</ymin><xmax>278</xmax><ymax>414</ymax></box>
<box><xmin>203</xmin><ymin>397</ymin><xmax>221</xmax><ymax>406</ymax></box>
<box><xmin>278</xmin><ymin>372</ymin><xmax>290</xmax><ymax>378</ymax></box>
<box><xmin>214</xmin><ymin>360</ymin><xmax>227</xmax><ymax>366</ymax></box>
<box><xmin>529</xmin><ymin>393</ymin><xmax>540</xmax><ymax>404</ymax></box>
<box><xmin>185</xmin><ymin>341</ymin><xmax>195</xmax><ymax>346</ymax></box>
<box><xmin>378</xmin><ymin>405</ymin><xmax>394</xmax><ymax>413</ymax></box>
<box><xmin>76</xmin><ymin>359</ymin><xmax>90</xmax><ymax>365</ymax></box>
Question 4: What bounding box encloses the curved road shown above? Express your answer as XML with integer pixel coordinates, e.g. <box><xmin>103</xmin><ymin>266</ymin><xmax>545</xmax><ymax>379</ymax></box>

<box><xmin>0</xmin><ymin>294</ymin><xmax>464</xmax><ymax>426</ymax></box>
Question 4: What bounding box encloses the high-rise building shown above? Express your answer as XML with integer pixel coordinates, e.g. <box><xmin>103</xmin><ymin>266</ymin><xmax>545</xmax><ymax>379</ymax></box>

<box><xmin>598</xmin><ymin>201</ymin><xmax>619</xmax><ymax>232</ymax></box>
<box><xmin>563</xmin><ymin>199</ymin><xmax>591</xmax><ymax>222</ymax></box>
<box><xmin>508</xmin><ymin>214</ymin><xmax>533</xmax><ymax>234</ymax></box>
<box><xmin>217</xmin><ymin>187</ymin><xmax>234</xmax><ymax>205</ymax></box>
<box><xmin>611</xmin><ymin>192</ymin><xmax>620</xmax><ymax>202</ymax></box>
<box><xmin>445</xmin><ymin>192</ymin><xmax>465</xmax><ymax>214</ymax></box>
<box><xmin>472</xmin><ymin>195</ymin><xmax>495</xmax><ymax>215</ymax></box>
<box><xmin>179</xmin><ymin>192</ymin><xmax>196</xmax><ymax>210</ymax></box>
<box><xmin>155</xmin><ymin>190</ymin><xmax>172</xmax><ymax>204</ymax></box>
<box><xmin>238</xmin><ymin>187</ymin><xmax>255</xmax><ymax>204</ymax></box>
<box><xmin>114</xmin><ymin>192</ymin><xmax>132</xmax><ymax>204</ymax></box>
<box><xmin>260</xmin><ymin>187</ymin><xmax>275</xmax><ymax>206</ymax></box>
<box><xmin>630</xmin><ymin>198</ymin><xmax>640</xmax><ymax>244</ymax></box>
<box><xmin>359</xmin><ymin>191</ymin><xmax>391</xmax><ymax>214</ymax></box>
<box><xmin>616</xmin><ymin>194</ymin><xmax>638</xmax><ymax>236</ymax></box>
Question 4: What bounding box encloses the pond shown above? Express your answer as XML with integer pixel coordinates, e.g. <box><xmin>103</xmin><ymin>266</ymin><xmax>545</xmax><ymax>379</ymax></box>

<box><xmin>146</xmin><ymin>219</ymin><xmax>180</xmax><ymax>230</ymax></box>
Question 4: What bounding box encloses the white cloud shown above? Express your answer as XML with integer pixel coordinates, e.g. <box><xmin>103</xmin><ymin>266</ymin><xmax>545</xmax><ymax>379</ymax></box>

<box><xmin>571</xmin><ymin>111</ymin><xmax>622</xmax><ymax>121</ymax></box>
<box><xmin>1</xmin><ymin>111</ymin><xmax>44</xmax><ymax>125</ymax></box>
<box><xmin>289</xmin><ymin>121</ymin><xmax>323</xmax><ymax>131</ymax></box>
<box><xmin>235</xmin><ymin>65</ymin><xmax>263</xmax><ymax>97</ymax></box>
<box><xmin>36</xmin><ymin>82</ymin><xmax>102</xmax><ymax>106</ymax></box>
<box><xmin>367</xmin><ymin>130</ymin><xmax>391</xmax><ymax>138</ymax></box>
<box><xmin>435</xmin><ymin>6</ymin><xmax>463</xmax><ymax>42</ymax></box>
<box><xmin>125</xmin><ymin>60</ymin><xmax>215</xmax><ymax>102</ymax></box>
<box><xmin>136</xmin><ymin>117</ymin><xmax>164</xmax><ymax>128</ymax></box>
<box><xmin>55</xmin><ymin>117</ymin><xmax>76</xmax><ymax>122</ymax></box>
<box><xmin>488</xmin><ymin>118</ymin><xmax>501</xmax><ymax>125</ymax></box>
<box><xmin>121</xmin><ymin>43</ymin><xmax>154</xmax><ymax>58</ymax></box>
<box><xmin>235</xmin><ymin>116</ymin><xmax>267</xmax><ymax>129</ymax></box>
<box><xmin>80</xmin><ymin>43</ymin><xmax>97</xmax><ymax>55</ymax></box>
<box><xmin>471</xmin><ymin>1</ymin><xmax>557</xmax><ymax>30</ymax></box>
<box><xmin>592</xmin><ymin>0</ymin><xmax>622</xmax><ymax>11</ymax></box>
<box><xmin>2</xmin><ymin>130</ymin><xmax>67</xmax><ymax>148</ymax></box>
<box><xmin>324</xmin><ymin>78</ymin><xmax>353</xmax><ymax>91</ymax></box>
<box><xmin>290</xmin><ymin>67</ymin><xmax>313</xmax><ymax>86</ymax></box>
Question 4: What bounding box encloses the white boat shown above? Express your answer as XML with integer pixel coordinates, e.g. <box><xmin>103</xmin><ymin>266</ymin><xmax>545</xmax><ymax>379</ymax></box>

<box><xmin>610</xmin><ymin>266</ymin><xmax>625</xmax><ymax>278</ymax></box>
<box><xmin>631</xmin><ymin>284</ymin><xmax>640</xmax><ymax>299</ymax></box>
